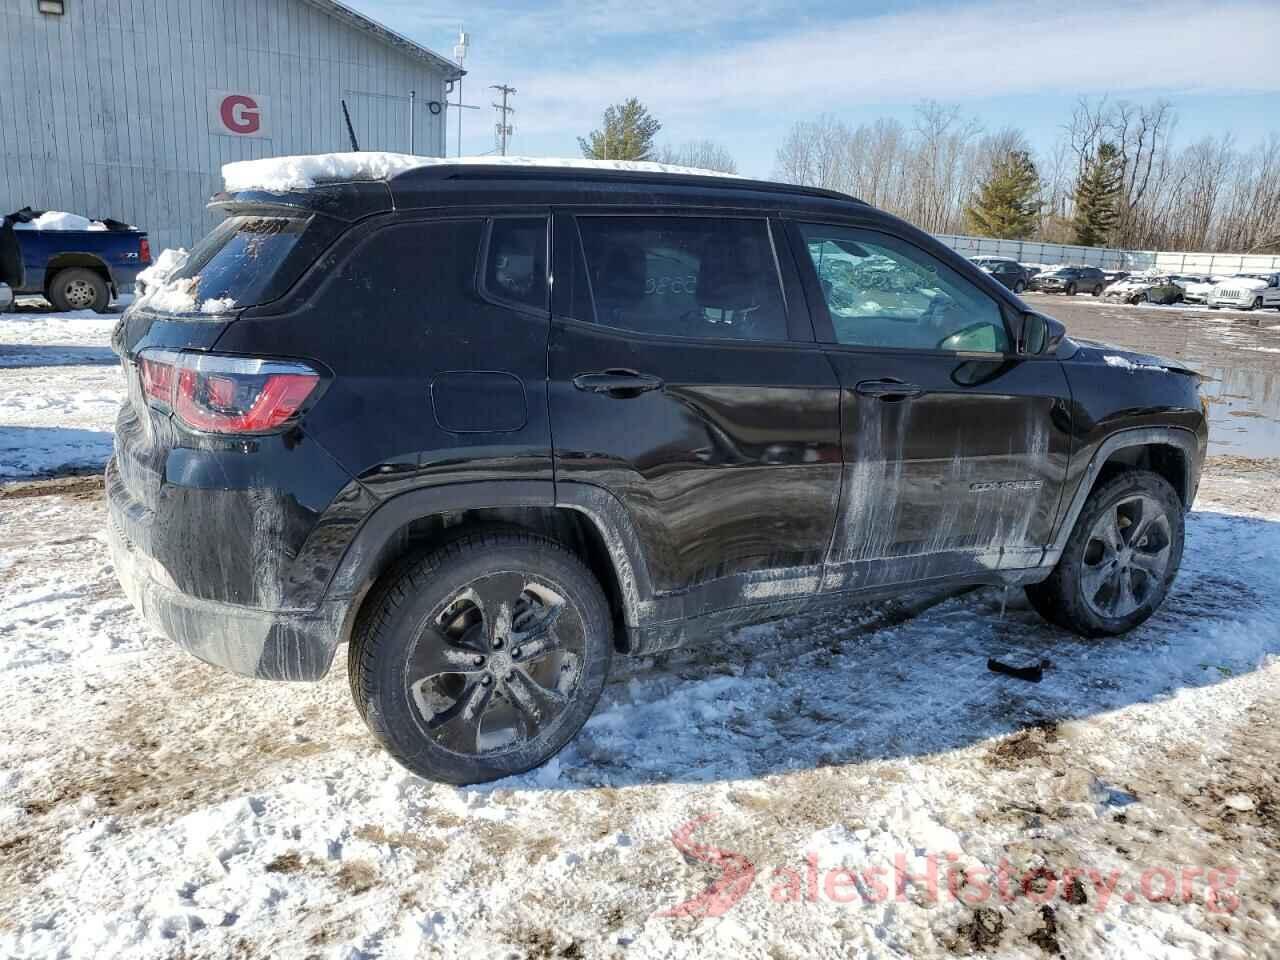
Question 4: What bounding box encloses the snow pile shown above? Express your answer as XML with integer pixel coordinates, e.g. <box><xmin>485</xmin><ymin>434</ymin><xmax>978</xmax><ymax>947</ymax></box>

<box><xmin>199</xmin><ymin>297</ymin><xmax>237</xmax><ymax>315</ymax></box>
<box><xmin>134</xmin><ymin>247</ymin><xmax>188</xmax><ymax>291</ymax></box>
<box><xmin>133</xmin><ymin>258</ymin><xmax>235</xmax><ymax>316</ymax></box>
<box><xmin>136</xmin><ymin>276</ymin><xmax>200</xmax><ymax>314</ymax></box>
<box><xmin>12</xmin><ymin>211</ymin><xmax>108</xmax><ymax>232</ymax></box>
<box><xmin>222</xmin><ymin>152</ymin><xmax>744</xmax><ymax>193</ymax></box>
<box><xmin>1103</xmin><ymin>354</ymin><xmax>1169</xmax><ymax>373</ymax></box>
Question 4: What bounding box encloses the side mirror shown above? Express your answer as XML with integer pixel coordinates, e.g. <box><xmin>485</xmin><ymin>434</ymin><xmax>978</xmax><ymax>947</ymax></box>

<box><xmin>1019</xmin><ymin>312</ymin><xmax>1066</xmax><ymax>355</ymax></box>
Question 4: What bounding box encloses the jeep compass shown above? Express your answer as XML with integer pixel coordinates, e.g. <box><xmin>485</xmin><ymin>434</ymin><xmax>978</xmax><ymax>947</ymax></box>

<box><xmin>109</xmin><ymin>157</ymin><xmax>1207</xmax><ymax>784</ymax></box>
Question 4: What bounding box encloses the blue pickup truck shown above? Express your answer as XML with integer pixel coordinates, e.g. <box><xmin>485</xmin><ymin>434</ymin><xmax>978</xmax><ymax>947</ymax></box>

<box><xmin>0</xmin><ymin>208</ymin><xmax>152</xmax><ymax>313</ymax></box>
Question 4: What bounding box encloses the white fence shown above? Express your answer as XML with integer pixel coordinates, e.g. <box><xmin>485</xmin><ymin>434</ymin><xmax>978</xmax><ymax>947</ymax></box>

<box><xmin>935</xmin><ymin>234</ymin><xmax>1280</xmax><ymax>275</ymax></box>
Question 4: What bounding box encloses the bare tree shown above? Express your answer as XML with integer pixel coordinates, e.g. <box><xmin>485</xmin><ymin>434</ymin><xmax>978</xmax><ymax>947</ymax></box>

<box><xmin>655</xmin><ymin>140</ymin><xmax>739</xmax><ymax>174</ymax></box>
<box><xmin>773</xmin><ymin>98</ymin><xmax>1280</xmax><ymax>254</ymax></box>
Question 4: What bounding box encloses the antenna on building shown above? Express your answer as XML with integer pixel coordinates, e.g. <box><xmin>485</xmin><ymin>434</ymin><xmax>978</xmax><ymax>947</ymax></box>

<box><xmin>341</xmin><ymin>99</ymin><xmax>360</xmax><ymax>152</ymax></box>
<box><xmin>491</xmin><ymin>84</ymin><xmax>516</xmax><ymax>156</ymax></box>
<box><xmin>452</xmin><ymin>28</ymin><xmax>470</xmax><ymax>157</ymax></box>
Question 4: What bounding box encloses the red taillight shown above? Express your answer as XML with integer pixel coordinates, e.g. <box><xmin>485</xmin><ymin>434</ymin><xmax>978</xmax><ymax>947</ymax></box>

<box><xmin>135</xmin><ymin>351</ymin><xmax>321</xmax><ymax>434</ymax></box>
<box><xmin>139</xmin><ymin>356</ymin><xmax>174</xmax><ymax>404</ymax></box>
<box><xmin>139</xmin><ymin>237</ymin><xmax>152</xmax><ymax>264</ymax></box>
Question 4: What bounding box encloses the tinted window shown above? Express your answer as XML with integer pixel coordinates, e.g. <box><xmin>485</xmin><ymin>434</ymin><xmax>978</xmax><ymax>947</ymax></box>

<box><xmin>799</xmin><ymin>223</ymin><xmax>1010</xmax><ymax>353</ymax></box>
<box><xmin>482</xmin><ymin>217</ymin><xmax>547</xmax><ymax>311</ymax></box>
<box><xmin>168</xmin><ymin>216</ymin><xmax>321</xmax><ymax>306</ymax></box>
<box><xmin>575</xmin><ymin>217</ymin><xmax>787</xmax><ymax>341</ymax></box>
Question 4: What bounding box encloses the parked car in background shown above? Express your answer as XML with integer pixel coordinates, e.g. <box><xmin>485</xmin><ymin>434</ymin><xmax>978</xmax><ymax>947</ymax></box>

<box><xmin>0</xmin><ymin>208</ymin><xmax>151</xmax><ymax>313</ymax></box>
<box><xmin>1179</xmin><ymin>276</ymin><xmax>1223</xmax><ymax>304</ymax></box>
<box><xmin>1030</xmin><ymin>265</ymin><xmax>1107</xmax><ymax>296</ymax></box>
<box><xmin>970</xmin><ymin>256</ymin><xmax>1030</xmax><ymax>293</ymax></box>
<box><xmin>1208</xmin><ymin>273</ymin><xmax>1280</xmax><ymax>311</ymax></box>
<box><xmin>0</xmin><ymin>281</ymin><xmax>12</xmax><ymax>313</ymax></box>
<box><xmin>109</xmin><ymin>156</ymin><xmax>1207</xmax><ymax>784</ymax></box>
<box><xmin>1103</xmin><ymin>274</ymin><xmax>1184</xmax><ymax>305</ymax></box>
<box><xmin>1102</xmin><ymin>270</ymin><xmax>1131</xmax><ymax>284</ymax></box>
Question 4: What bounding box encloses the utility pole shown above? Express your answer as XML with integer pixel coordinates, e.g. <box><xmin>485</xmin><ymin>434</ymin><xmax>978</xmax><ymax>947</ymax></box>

<box><xmin>491</xmin><ymin>84</ymin><xmax>516</xmax><ymax>156</ymax></box>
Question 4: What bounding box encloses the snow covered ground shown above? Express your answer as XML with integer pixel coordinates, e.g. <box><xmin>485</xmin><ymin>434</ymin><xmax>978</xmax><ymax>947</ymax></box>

<box><xmin>0</xmin><ymin>304</ymin><xmax>122</xmax><ymax>479</ymax></box>
<box><xmin>0</xmin><ymin>462</ymin><xmax>1278</xmax><ymax>959</ymax></box>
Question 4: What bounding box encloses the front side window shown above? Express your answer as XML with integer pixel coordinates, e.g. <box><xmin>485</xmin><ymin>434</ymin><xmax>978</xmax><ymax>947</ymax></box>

<box><xmin>798</xmin><ymin>223</ymin><xmax>1010</xmax><ymax>353</ymax></box>
<box><xmin>575</xmin><ymin>216</ymin><xmax>787</xmax><ymax>341</ymax></box>
<box><xmin>482</xmin><ymin>217</ymin><xmax>547</xmax><ymax>311</ymax></box>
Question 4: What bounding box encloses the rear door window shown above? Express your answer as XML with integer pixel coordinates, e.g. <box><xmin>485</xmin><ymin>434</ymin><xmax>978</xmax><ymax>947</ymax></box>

<box><xmin>574</xmin><ymin>216</ymin><xmax>788</xmax><ymax>341</ymax></box>
<box><xmin>167</xmin><ymin>215</ymin><xmax>335</xmax><ymax>307</ymax></box>
<box><xmin>480</xmin><ymin>217</ymin><xmax>548</xmax><ymax>312</ymax></box>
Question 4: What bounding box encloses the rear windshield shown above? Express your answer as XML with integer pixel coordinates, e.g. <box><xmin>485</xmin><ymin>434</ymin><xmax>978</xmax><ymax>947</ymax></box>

<box><xmin>169</xmin><ymin>215</ymin><xmax>325</xmax><ymax>306</ymax></box>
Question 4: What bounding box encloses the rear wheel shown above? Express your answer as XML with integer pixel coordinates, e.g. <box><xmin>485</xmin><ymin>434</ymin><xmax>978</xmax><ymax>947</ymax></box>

<box><xmin>348</xmin><ymin>531</ymin><xmax>613</xmax><ymax>784</ymax></box>
<box><xmin>1026</xmin><ymin>470</ymin><xmax>1183</xmax><ymax>637</ymax></box>
<box><xmin>48</xmin><ymin>268</ymin><xmax>110</xmax><ymax>313</ymax></box>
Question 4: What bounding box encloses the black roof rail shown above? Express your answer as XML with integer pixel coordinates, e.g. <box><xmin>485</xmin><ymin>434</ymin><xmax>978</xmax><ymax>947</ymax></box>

<box><xmin>387</xmin><ymin>162</ymin><xmax>865</xmax><ymax>206</ymax></box>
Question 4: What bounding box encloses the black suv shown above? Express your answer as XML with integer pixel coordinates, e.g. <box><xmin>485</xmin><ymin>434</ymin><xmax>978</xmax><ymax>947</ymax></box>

<box><xmin>1031</xmin><ymin>265</ymin><xmax>1108</xmax><ymax>296</ymax></box>
<box><xmin>109</xmin><ymin>160</ymin><xmax>1207</xmax><ymax>784</ymax></box>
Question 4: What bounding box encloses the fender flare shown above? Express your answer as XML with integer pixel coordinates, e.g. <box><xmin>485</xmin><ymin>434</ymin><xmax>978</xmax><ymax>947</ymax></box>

<box><xmin>1045</xmin><ymin>426</ymin><xmax>1201</xmax><ymax>564</ymax></box>
<box><xmin>324</xmin><ymin>478</ymin><xmax>657</xmax><ymax>640</ymax></box>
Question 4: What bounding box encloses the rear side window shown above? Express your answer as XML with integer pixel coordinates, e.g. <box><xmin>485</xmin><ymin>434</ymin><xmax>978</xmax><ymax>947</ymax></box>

<box><xmin>169</xmin><ymin>215</ymin><xmax>333</xmax><ymax>307</ymax></box>
<box><xmin>481</xmin><ymin>217</ymin><xmax>547</xmax><ymax>311</ymax></box>
<box><xmin>575</xmin><ymin>216</ymin><xmax>787</xmax><ymax>341</ymax></box>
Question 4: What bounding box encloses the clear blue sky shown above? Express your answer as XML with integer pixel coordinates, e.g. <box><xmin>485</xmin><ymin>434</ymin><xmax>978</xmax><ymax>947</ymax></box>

<box><xmin>354</xmin><ymin>0</ymin><xmax>1280</xmax><ymax>177</ymax></box>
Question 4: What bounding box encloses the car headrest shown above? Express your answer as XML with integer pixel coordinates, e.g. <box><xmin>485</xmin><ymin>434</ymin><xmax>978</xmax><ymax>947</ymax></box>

<box><xmin>697</xmin><ymin>233</ymin><xmax>764</xmax><ymax>312</ymax></box>
<box><xmin>592</xmin><ymin>242</ymin><xmax>647</xmax><ymax>306</ymax></box>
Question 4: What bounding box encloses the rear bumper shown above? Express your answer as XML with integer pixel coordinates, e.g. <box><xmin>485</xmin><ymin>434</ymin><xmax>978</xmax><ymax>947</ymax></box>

<box><xmin>107</xmin><ymin>483</ymin><xmax>344</xmax><ymax>682</ymax></box>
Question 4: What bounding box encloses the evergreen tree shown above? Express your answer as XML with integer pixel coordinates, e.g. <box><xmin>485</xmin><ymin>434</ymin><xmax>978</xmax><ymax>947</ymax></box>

<box><xmin>964</xmin><ymin>150</ymin><xmax>1041</xmax><ymax>239</ymax></box>
<box><xmin>578</xmin><ymin>99</ymin><xmax>662</xmax><ymax>161</ymax></box>
<box><xmin>1072</xmin><ymin>143</ymin><xmax>1123</xmax><ymax>247</ymax></box>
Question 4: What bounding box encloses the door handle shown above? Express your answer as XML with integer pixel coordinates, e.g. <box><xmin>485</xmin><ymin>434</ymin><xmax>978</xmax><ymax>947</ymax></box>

<box><xmin>572</xmin><ymin>369</ymin><xmax>664</xmax><ymax>398</ymax></box>
<box><xmin>854</xmin><ymin>378</ymin><xmax>926</xmax><ymax>401</ymax></box>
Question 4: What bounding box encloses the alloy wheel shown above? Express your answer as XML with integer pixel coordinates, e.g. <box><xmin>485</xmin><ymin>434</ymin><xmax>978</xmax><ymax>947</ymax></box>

<box><xmin>1080</xmin><ymin>494</ymin><xmax>1172</xmax><ymax>620</ymax></box>
<box><xmin>405</xmin><ymin>572</ymin><xmax>585</xmax><ymax>757</ymax></box>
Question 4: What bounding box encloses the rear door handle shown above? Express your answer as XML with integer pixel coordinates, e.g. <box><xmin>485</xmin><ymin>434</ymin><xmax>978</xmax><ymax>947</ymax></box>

<box><xmin>572</xmin><ymin>369</ymin><xmax>665</xmax><ymax>397</ymax></box>
<box><xmin>854</xmin><ymin>378</ymin><xmax>926</xmax><ymax>401</ymax></box>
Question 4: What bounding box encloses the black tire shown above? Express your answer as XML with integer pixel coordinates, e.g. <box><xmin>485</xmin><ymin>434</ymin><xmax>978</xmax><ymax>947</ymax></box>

<box><xmin>1013</xmin><ymin>280</ymin><xmax>1026</xmax><ymax>294</ymax></box>
<box><xmin>1026</xmin><ymin>470</ymin><xmax>1183</xmax><ymax>638</ymax></box>
<box><xmin>49</xmin><ymin>267</ymin><xmax>110</xmax><ymax>313</ymax></box>
<box><xmin>1065</xmin><ymin>283</ymin><xmax>1077</xmax><ymax>296</ymax></box>
<box><xmin>1092</xmin><ymin>285</ymin><xmax>1104</xmax><ymax>296</ymax></box>
<box><xmin>1247</xmin><ymin>297</ymin><xmax>1262</xmax><ymax>311</ymax></box>
<box><xmin>348</xmin><ymin>530</ymin><xmax>612</xmax><ymax>784</ymax></box>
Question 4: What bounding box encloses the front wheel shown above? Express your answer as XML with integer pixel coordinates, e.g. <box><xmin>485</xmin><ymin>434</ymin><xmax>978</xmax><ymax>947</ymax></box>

<box><xmin>48</xmin><ymin>267</ymin><xmax>110</xmax><ymax>313</ymax></box>
<box><xmin>1065</xmin><ymin>283</ymin><xmax>1077</xmax><ymax>296</ymax></box>
<box><xmin>348</xmin><ymin>531</ymin><xmax>613</xmax><ymax>784</ymax></box>
<box><xmin>1247</xmin><ymin>297</ymin><xmax>1262</xmax><ymax>311</ymax></box>
<box><xmin>1092</xmin><ymin>285</ymin><xmax>1104</xmax><ymax>296</ymax></box>
<box><xmin>1026</xmin><ymin>470</ymin><xmax>1183</xmax><ymax>637</ymax></box>
<box><xmin>1013</xmin><ymin>280</ymin><xmax>1026</xmax><ymax>294</ymax></box>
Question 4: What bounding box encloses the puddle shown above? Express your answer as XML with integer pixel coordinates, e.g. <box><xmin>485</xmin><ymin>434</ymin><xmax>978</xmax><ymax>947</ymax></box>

<box><xmin>1036</xmin><ymin>299</ymin><xmax>1280</xmax><ymax>458</ymax></box>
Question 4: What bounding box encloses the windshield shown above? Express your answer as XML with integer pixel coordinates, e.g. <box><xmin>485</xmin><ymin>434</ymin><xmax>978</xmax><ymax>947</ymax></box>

<box><xmin>168</xmin><ymin>216</ymin><xmax>314</xmax><ymax>306</ymax></box>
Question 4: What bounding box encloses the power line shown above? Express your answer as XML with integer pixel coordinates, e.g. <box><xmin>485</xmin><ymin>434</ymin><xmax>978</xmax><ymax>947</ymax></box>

<box><xmin>491</xmin><ymin>84</ymin><xmax>516</xmax><ymax>156</ymax></box>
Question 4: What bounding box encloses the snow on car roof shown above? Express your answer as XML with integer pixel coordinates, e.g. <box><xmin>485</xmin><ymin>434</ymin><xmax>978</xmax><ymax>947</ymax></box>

<box><xmin>222</xmin><ymin>152</ymin><xmax>744</xmax><ymax>194</ymax></box>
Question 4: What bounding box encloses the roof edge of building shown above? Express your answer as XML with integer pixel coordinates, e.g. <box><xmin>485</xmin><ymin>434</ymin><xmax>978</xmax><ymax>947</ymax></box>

<box><xmin>299</xmin><ymin>0</ymin><xmax>465</xmax><ymax>79</ymax></box>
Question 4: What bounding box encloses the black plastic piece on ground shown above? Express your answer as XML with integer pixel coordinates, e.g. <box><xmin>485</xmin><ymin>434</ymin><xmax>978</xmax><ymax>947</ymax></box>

<box><xmin>987</xmin><ymin>657</ymin><xmax>1048</xmax><ymax>683</ymax></box>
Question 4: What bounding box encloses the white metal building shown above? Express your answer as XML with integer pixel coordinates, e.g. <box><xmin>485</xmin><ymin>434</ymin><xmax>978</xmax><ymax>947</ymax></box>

<box><xmin>0</xmin><ymin>0</ymin><xmax>463</xmax><ymax>251</ymax></box>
